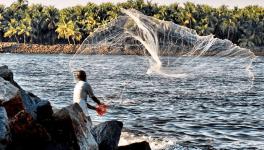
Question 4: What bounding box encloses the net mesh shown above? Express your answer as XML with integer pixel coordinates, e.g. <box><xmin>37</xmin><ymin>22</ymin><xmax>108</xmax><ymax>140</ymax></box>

<box><xmin>69</xmin><ymin>9</ymin><xmax>255</xmax><ymax>95</ymax></box>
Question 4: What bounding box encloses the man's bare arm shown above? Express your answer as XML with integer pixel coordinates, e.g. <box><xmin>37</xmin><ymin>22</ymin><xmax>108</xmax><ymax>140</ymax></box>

<box><xmin>91</xmin><ymin>96</ymin><xmax>101</xmax><ymax>105</ymax></box>
<box><xmin>87</xmin><ymin>84</ymin><xmax>101</xmax><ymax>105</ymax></box>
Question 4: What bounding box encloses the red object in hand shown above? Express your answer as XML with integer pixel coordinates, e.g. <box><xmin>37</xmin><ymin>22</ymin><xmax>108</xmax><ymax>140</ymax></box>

<box><xmin>96</xmin><ymin>104</ymin><xmax>108</xmax><ymax>116</ymax></box>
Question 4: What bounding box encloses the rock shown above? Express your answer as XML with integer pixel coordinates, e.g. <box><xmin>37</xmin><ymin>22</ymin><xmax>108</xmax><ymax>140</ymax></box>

<box><xmin>0</xmin><ymin>65</ymin><xmax>14</xmax><ymax>83</ymax></box>
<box><xmin>118</xmin><ymin>141</ymin><xmax>151</xmax><ymax>150</ymax></box>
<box><xmin>0</xmin><ymin>107</ymin><xmax>11</xmax><ymax>149</ymax></box>
<box><xmin>19</xmin><ymin>90</ymin><xmax>41</xmax><ymax>119</ymax></box>
<box><xmin>0</xmin><ymin>77</ymin><xmax>24</xmax><ymax>118</ymax></box>
<box><xmin>7</xmin><ymin>111</ymin><xmax>51</xmax><ymax>150</ymax></box>
<box><xmin>2</xmin><ymin>91</ymin><xmax>24</xmax><ymax>119</ymax></box>
<box><xmin>0</xmin><ymin>66</ymin><xmax>41</xmax><ymax>119</ymax></box>
<box><xmin>51</xmin><ymin>103</ymin><xmax>98</xmax><ymax>150</ymax></box>
<box><xmin>36</xmin><ymin>100</ymin><xmax>53</xmax><ymax>121</ymax></box>
<box><xmin>0</xmin><ymin>77</ymin><xmax>19</xmax><ymax>104</ymax></box>
<box><xmin>27</xmin><ymin>91</ymin><xmax>41</xmax><ymax>103</ymax></box>
<box><xmin>1</xmin><ymin>85</ymin><xmax>39</xmax><ymax>119</ymax></box>
<box><xmin>0</xmin><ymin>65</ymin><xmax>21</xmax><ymax>89</ymax></box>
<box><xmin>92</xmin><ymin>120</ymin><xmax>123</xmax><ymax>150</ymax></box>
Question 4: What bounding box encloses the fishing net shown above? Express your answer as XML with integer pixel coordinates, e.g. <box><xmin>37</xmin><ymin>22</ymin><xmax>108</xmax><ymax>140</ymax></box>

<box><xmin>69</xmin><ymin>9</ymin><xmax>255</xmax><ymax>99</ymax></box>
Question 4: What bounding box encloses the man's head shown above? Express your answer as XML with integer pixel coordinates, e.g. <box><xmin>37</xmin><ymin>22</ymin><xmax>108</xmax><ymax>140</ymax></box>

<box><xmin>75</xmin><ymin>70</ymin><xmax>86</xmax><ymax>81</ymax></box>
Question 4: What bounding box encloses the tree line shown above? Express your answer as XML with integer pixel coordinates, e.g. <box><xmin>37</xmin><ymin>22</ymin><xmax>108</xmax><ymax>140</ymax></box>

<box><xmin>0</xmin><ymin>0</ymin><xmax>263</xmax><ymax>48</ymax></box>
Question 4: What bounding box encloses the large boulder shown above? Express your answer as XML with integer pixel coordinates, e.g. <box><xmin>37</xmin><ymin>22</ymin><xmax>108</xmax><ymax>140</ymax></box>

<box><xmin>0</xmin><ymin>77</ymin><xmax>39</xmax><ymax>119</ymax></box>
<box><xmin>0</xmin><ymin>107</ymin><xmax>11</xmax><ymax>149</ymax></box>
<box><xmin>118</xmin><ymin>141</ymin><xmax>151</xmax><ymax>150</ymax></box>
<box><xmin>36</xmin><ymin>100</ymin><xmax>53</xmax><ymax>121</ymax></box>
<box><xmin>0</xmin><ymin>65</ymin><xmax>21</xmax><ymax>89</ymax></box>
<box><xmin>0</xmin><ymin>65</ymin><xmax>42</xmax><ymax>119</ymax></box>
<box><xmin>49</xmin><ymin>103</ymin><xmax>98</xmax><ymax>150</ymax></box>
<box><xmin>7</xmin><ymin>111</ymin><xmax>51</xmax><ymax>150</ymax></box>
<box><xmin>92</xmin><ymin>120</ymin><xmax>123</xmax><ymax>150</ymax></box>
<box><xmin>0</xmin><ymin>77</ymin><xmax>19</xmax><ymax>104</ymax></box>
<box><xmin>0</xmin><ymin>77</ymin><xmax>23</xmax><ymax>118</ymax></box>
<box><xmin>0</xmin><ymin>65</ymin><xmax>14</xmax><ymax>83</ymax></box>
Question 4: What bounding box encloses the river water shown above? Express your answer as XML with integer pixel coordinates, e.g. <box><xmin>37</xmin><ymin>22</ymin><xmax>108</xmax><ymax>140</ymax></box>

<box><xmin>0</xmin><ymin>54</ymin><xmax>263</xmax><ymax>149</ymax></box>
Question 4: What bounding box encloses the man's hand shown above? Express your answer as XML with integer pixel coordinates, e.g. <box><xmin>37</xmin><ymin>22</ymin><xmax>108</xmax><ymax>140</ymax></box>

<box><xmin>96</xmin><ymin>103</ymin><xmax>108</xmax><ymax>116</ymax></box>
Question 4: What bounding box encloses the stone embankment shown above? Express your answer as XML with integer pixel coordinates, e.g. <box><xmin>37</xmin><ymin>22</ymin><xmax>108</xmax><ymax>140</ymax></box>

<box><xmin>0</xmin><ymin>43</ymin><xmax>78</xmax><ymax>54</ymax></box>
<box><xmin>0</xmin><ymin>42</ymin><xmax>262</xmax><ymax>56</ymax></box>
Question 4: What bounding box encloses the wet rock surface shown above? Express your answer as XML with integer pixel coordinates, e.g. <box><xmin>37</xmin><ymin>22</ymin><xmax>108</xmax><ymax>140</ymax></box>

<box><xmin>118</xmin><ymin>141</ymin><xmax>151</xmax><ymax>150</ymax></box>
<box><xmin>36</xmin><ymin>100</ymin><xmax>53</xmax><ymax>121</ymax></box>
<box><xmin>0</xmin><ymin>65</ymin><xmax>21</xmax><ymax>89</ymax></box>
<box><xmin>0</xmin><ymin>107</ymin><xmax>11</xmax><ymax>150</ymax></box>
<box><xmin>50</xmin><ymin>103</ymin><xmax>98</xmax><ymax>150</ymax></box>
<box><xmin>7</xmin><ymin>111</ymin><xmax>51</xmax><ymax>150</ymax></box>
<box><xmin>0</xmin><ymin>65</ymin><xmax>40</xmax><ymax>119</ymax></box>
<box><xmin>2</xmin><ymin>91</ymin><xmax>25</xmax><ymax>118</ymax></box>
<box><xmin>0</xmin><ymin>77</ymin><xmax>19</xmax><ymax>104</ymax></box>
<box><xmin>92</xmin><ymin>120</ymin><xmax>123</xmax><ymax>150</ymax></box>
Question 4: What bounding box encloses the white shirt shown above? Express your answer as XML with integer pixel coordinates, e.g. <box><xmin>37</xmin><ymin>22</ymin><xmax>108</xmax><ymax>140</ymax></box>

<box><xmin>73</xmin><ymin>81</ymin><xmax>95</xmax><ymax>116</ymax></box>
<box><xmin>73</xmin><ymin>80</ymin><xmax>94</xmax><ymax>103</ymax></box>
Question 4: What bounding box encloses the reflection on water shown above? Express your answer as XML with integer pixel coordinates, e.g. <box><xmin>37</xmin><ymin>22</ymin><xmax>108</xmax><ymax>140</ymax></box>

<box><xmin>0</xmin><ymin>54</ymin><xmax>264</xmax><ymax>149</ymax></box>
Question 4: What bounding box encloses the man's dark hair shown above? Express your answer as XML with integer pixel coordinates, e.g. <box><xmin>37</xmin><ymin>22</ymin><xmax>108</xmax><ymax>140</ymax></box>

<box><xmin>75</xmin><ymin>70</ymin><xmax>86</xmax><ymax>81</ymax></box>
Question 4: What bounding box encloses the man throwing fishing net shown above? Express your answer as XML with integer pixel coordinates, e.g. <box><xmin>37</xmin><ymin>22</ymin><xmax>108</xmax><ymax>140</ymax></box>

<box><xmin>73</xmin><ymin>70</ymin><xmax>107</xmax><ymax>116</ymax></box>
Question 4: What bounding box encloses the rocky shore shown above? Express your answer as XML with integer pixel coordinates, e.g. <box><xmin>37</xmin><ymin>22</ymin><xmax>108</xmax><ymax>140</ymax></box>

<box><xmin>0</xmin><ymin>65</ymin><xmax>151</xmax><ymax>150</ymax></box>
<box><xmin>0</xmin><ymin>43</ymin><xmax>144</xmax><ymax>55</ymax></box>
<box><xmin>1</xmin><ymin>42</ymin><xmax>263</xmax><ymax>56</ymax></box>
<box><xmin>0</xmin><ymin>43</ymin><xmax>78</xmax><ymax>54</ymax></box>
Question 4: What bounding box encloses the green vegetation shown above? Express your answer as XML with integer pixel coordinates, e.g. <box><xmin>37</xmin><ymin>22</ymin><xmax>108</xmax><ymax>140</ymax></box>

<box><xmin>0</xmin><ymin>0</ymin><xmax>263</xmax><ymax>48</ymax></box>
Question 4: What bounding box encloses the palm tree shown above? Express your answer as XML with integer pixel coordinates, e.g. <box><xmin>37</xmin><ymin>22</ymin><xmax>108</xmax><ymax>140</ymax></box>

<box><xmin>43</xmin><ymin>6</ymin><xmax>59</xmax><ymax>44</ymax></box>
<box><xmin>238</xmin><ymin>34</ymin><xmax>255</xmax><ymax>48</ymax></box>
<box><xmin>4</xmin><ymin>19</ymin><xmax>19</xmax><ymax>42</ymax></box>
<box><xmin>118</xmin><ymin>0</ymin><xmax>144</xmax><ymax>10</ymax></box>
<box><xmin>9</xmin><ymin>0</ymin><xmax>28</xmax><ymax>20</ymax></box>
<box><xmin>56</xmin><ymin>20</ymin><xmax>81</xmax><ymax>44</ymax></box>
<box><xmin>154</xmin><ymin>5</ymin><xmax>168</xmax><ymax>20</ymax></box>
<box><xmin>255</xmin><ymin>19</ymin><xmax>264</xmax><ymax>46</ymax></box>
<box><xmin>4</xmin><ymin>27</ymin><xmax>18</xmax><ymax>42</ymax></box>
<box><xmin>84</xmin><ymin>16</ymin><xmax>97</xmax><ymax>33</ymax></box>
<box><xmin>72</xmin><ymin>30</ymin><xmax>82</xmax><ymax>45</ymax></box>
<box><xmin>98</xmin><ymin>2</ymin><xmax>116</xmax><ymax>21</ymax></box>
<box><xmin>17</xmin><ymin>16</ymin><xmax>31</xmax><ymax>44</ymax></box>
<box><xmin>141</xmin><ymin>1</ymin><xmax>159</xmax><ymax>16</ymax></box>
<box><xmin>221</xmin><ymin>18</ymin><xmax>237</xmax><ymax>40</ymax></box>
<box><xmin>180</xmin><ymin>2</ymin><xmax>197</xmax><ymax>28</ymax></box>
<box><xmin>0</xmin><ymin>5</ymin><xmax>5</xmax><ymax>41</ymax></box>
<box><xmin>28</xmin><ymin>4</ymin><xmax>45</xmax><ymax>43</ymax></box>
<box><xmin>56</xmin><ymin>20</ymin><xmax>74</xmax><ymax>44</ymax></box>
<box><xmin>0</xmin><ymin>0</ymin><xmax>263</xmax><ymax>47</ymax></box>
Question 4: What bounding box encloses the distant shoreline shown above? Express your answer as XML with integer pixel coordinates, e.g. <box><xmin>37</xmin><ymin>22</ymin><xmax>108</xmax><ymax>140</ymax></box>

<box><xmin>0</xmin><ymin>42</ymin><xmax>78</xmax><ymax>54</ymax></box>
<box><xmin>0</xmin><ymin>42</ymin><xmax>263</xmax><ymax>56</ymax></box>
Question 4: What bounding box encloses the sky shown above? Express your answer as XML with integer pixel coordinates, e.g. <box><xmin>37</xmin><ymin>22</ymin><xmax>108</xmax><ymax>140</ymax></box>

<box><xmin>1</xmin><ymin>0</ymin><xmax>264</xmax><ymax>9</ymax></box>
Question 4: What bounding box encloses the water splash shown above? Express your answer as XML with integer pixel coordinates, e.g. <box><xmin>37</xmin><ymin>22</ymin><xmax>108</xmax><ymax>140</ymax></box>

<box><xmin>119</xmin><ymin>131</ymin><xmax>201</xmax><ymax>150</ymax></box>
